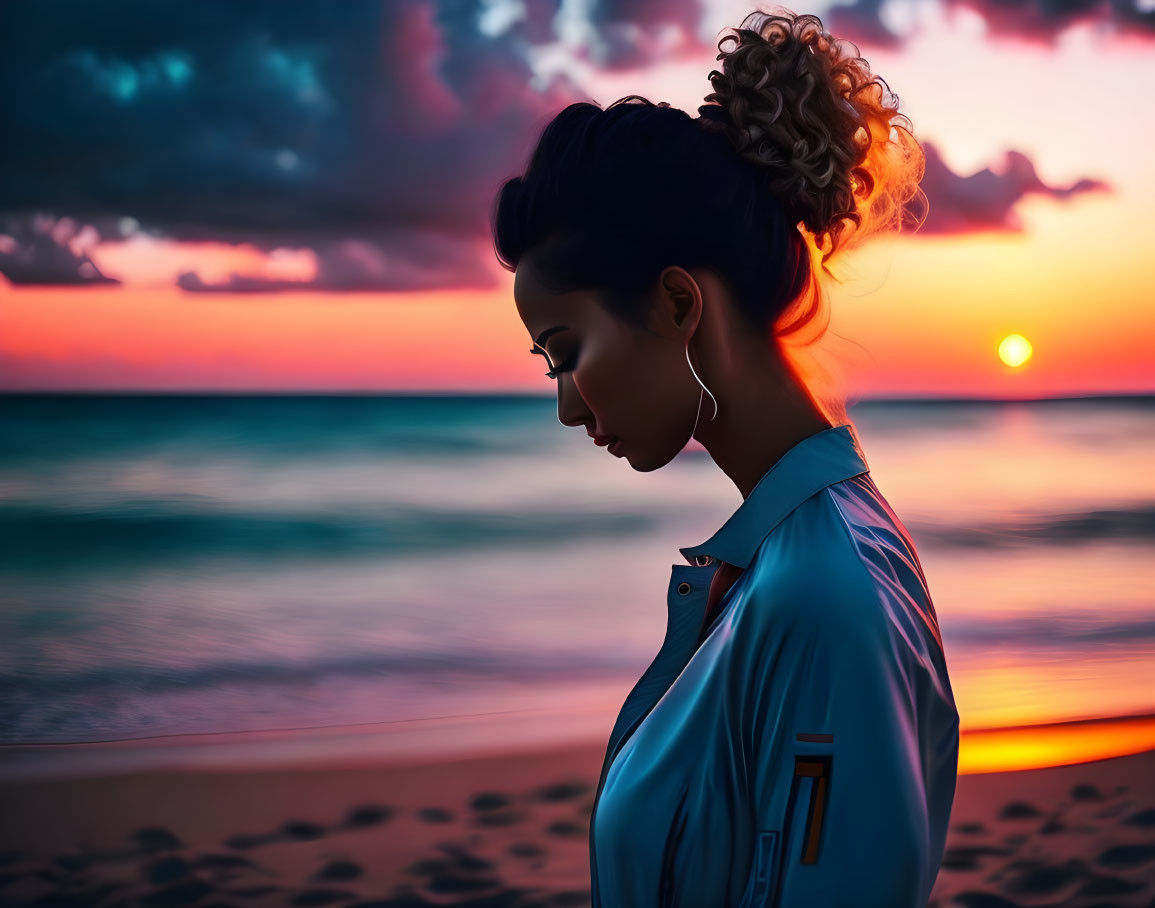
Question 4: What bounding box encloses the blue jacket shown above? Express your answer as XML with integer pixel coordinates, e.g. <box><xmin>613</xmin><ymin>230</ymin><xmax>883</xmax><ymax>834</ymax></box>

<box><xmin>589</xmin><ymin>423</ymin><xmax>960</xmax><ymax>907</ymax></box>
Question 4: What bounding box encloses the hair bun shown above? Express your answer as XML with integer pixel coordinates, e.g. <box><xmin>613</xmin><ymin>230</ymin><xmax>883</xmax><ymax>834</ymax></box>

<box><xmin>697</xmin><ymin>8</ymin><xmax>925</xmax><ymax>266</ymax></box>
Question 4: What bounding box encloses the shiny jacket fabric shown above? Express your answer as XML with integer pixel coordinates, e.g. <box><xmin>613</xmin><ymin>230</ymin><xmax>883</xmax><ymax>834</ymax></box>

<box><xmin>589</xmin><ymin>423</ymin><xmax>960</xmax><ymax>907</ymax></box>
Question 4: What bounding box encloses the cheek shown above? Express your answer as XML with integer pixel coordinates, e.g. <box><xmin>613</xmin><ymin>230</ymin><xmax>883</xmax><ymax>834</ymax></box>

<box><xmin>574</xmin><ymin>335</ymin><xmax>665</xmax><ymax>413</ymax></box>
<box><xmin>572</xmin><ymin>337</ymin><xmax>630</xmax><ymax>411</ymax></box>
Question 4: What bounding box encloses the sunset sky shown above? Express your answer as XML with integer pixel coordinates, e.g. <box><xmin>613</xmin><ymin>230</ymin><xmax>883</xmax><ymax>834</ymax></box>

<box><xmin>1</xmin><ymin>0</ymin><xmax>1152</xmax><ymax>397</ymax></box>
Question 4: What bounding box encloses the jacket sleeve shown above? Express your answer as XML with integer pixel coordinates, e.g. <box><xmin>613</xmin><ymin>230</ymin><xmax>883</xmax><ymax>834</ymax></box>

<box><xmin>738</xmin><ymin>576</ymin><xmax>937</xmax><ymax>908</ymax></box>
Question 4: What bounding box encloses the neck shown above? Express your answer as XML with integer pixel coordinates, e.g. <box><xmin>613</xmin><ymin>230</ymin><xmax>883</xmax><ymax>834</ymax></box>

<box><xmin>692</xmin><ymin>342</ymin><xmax>833</xmax><ymax>500</ymax></box>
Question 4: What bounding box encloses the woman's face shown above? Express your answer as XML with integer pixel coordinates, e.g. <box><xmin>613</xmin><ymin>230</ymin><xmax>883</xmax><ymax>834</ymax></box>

<box><xmin>514</xmin><ymin>255</ymin><xmax>704</xmax><ymax>472</ymax></box>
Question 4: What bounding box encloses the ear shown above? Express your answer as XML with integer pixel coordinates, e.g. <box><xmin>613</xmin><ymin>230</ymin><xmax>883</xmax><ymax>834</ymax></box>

<box><xmin>657</xmin><ymin>266</ymin><xmax>703</xmax><ymax>340</ymax></box>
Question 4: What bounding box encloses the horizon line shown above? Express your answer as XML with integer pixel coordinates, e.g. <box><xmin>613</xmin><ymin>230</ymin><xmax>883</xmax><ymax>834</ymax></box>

<box><xmin>1</xmin><ymin>389</ymin><xmax>1152</xmax><ymax>404</ymax></box>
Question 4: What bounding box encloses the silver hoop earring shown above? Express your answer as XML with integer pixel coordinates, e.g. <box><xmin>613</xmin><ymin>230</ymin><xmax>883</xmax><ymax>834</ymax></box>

<box><xmin>686</xmin><ymin>343</ymin><xmax>718</xmax><ymax>424</ymax></box>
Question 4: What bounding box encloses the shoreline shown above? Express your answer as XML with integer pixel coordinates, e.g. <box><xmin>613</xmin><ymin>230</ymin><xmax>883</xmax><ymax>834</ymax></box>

<box><xmin>3</xmin><ymin>707</ymin><xmax>1155</xmax><ymax>785</ymax></box>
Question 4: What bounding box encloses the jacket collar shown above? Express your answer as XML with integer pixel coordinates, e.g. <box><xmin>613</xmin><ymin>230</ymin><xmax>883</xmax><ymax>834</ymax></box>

<box><xmin>677</xmin><ymin>423</ymin><xmax>870</xmax><ymax>570</ymax></box>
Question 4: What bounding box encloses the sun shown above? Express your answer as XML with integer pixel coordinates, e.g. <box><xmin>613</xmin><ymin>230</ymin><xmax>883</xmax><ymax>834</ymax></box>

<box><xmin>998</xmin><ymin>334</ymin><xmax>1033</xmax><ymax>368</ymax></box>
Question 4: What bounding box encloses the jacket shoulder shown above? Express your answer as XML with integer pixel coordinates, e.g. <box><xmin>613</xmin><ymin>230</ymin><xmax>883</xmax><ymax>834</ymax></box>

<box><xmin>738</xmin><ymin>484</ymin><xmax>887</xmax><ymax>637</ymax></box>
<box><xmin>738</xmin><ymin>476</ymin><xmax>949</xmax><ymax>672</ymax></box>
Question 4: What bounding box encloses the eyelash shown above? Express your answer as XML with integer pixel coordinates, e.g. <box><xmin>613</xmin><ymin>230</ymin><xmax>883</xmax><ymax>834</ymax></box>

<box><xmin>529</xmin><ymin>347</ymin><xmax>577</xmax><ymax>380</ymax></box>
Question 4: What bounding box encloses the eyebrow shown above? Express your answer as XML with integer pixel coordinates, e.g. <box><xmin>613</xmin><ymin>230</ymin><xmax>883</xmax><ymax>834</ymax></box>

<box><xmin>533</xmin><ymin>325</ymin><xmax>569</xmax><ymax>348</ymax></box>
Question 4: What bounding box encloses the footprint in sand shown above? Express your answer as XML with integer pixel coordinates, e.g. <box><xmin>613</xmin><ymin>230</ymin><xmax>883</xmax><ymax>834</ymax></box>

<box><xmin>312</xmin><ymin>859</ymin><xmax>363</xmax><ymax>882</ymax></box>
<box><xmin>342</xmin><ymin>804</ymin><xmax>395</xmax><ymax>828</ymax></box>
<box><xmin>545</xmin><ymin>820</ymin><xmax>586</xmax><ymax>838</ymax></box>
<box><xmin>1122</xmin><ymin>807</ymin><xmax>1155</xmax><ymax>828</ymax></box>
<box><xmin>1000</xmin><ymin>858</ymin><xmax>1088</xmax><ymax>897</ymax></box>
<box><xmin>146</xmin><ymin>855</ymin><xmax>193</xmax><ymax>885</ymax></box>
<box><xmin>470</xmin><ymin>791</ymin><xmax>513</xmax><ymax>811</ymax></box>
<box><xmin>533</xmin><ymin>780</ymin><xmax>592</xmax><ymax>803</ymax></box>
<box><xmin>434</xmin><ymin>842</ymin><xmax>494</xmax><ymax>873</ymax></box>
<box><xmin>469</xmin><ymin>791</ymin><xmax>527</xmax><ymax>828</ymax></box>
<box><xmin>281</xmin><ymin>820</ymin><xmax>326</xmax><ymax>842</ymax></box>
<box><xmin>1069</xmin><ymin>783</ymin><xmax>1106</xmax><ymax>802</ymax></box>
<box><xmin>225</xmin><ymin>807</ymin><xmax>387</xmax><ymax>852</ymax></box>
<box><xmin>224</xmin><ymin>832</ymin><xmax>279</xmax><ymax>850</ymax></box>
<box><xmin>940</xmin><ymin>845</ymin><xmax>1013</xmax><ymax>872</ymax></box>
<box><xmin>405</xmin><ymin>842</ymin><xmax>503</xmax><ymax>898</ymax></box>
<box><xmin>1097</xmin><ymin>842</ymin><xmax>1155</xmax><ymax>869</ymax></box>
<box><xmin>998</xmin><ymin>802</ymin><xmax>1042</xmax><ymax>820</ymax></box>
<box><xmin>1075</xmin><ymin>873</ymin><xmax>1148</xmax><ymax>897</ymax></box>
<box><xmin>194</xmin><ymin>852</ymin><xmax>267</xmax><ymax>882</ymax></box>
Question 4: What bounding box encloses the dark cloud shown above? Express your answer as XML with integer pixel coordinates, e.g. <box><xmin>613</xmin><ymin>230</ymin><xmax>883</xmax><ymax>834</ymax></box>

<box><xmin>946</xmin><ymin>0</ymin><xmax>1155</xmax><ymax>43</ymax></box>
<box><xmin>577</xmin><ymin>0</ymin><xmax>712</xmax><ymax>70</ymax></box>
<box><xmin>0</xmin><ymin>0</ymin><xmax>723</xmax><ymax>290</ymax></box>
<box><xmin>824</xmin><ymin>0</ymin><xmax>907</xmax><ymax>51</ymax></box>
<box><xmin>0</xmin><ymin>0</ymin><xmax>1127</xmax><ymax>292</ymax></box>
<box><xmin>0</xmin><ymin>0</ymin><xmax>586</xmax><ymax>289</ymax></box>
<box><xmin>917</xmin><ymin>140</ymin><xmax>1110</xmax><ymax>234</ymax></box>
<box><xmin>825</xmin><ymin>0</ymin><xmax>1155</xmax><ymax>47</ymax></box>
<box><xmin>0</xmin><ymin>215</ymin><xmax>119</xmax><ymax>286</ymax></box>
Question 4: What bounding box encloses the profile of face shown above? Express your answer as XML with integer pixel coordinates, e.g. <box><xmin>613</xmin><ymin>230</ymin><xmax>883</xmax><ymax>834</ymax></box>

<box><xmin>514</xmin><ymin>254</ymin><xmax>711</xmax><ymax>472</ymax></box>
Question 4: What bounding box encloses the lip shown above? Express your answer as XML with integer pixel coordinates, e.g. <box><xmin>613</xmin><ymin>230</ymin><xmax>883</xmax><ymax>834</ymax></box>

<box><xmin>607</xmin><ymin>437</ymin><xmax>624</xmax><ymax>457</ymax></box>
<box><xmin>591</xmin><ymin>433</ymin><xmax>613</xmax><ymax>447</ymax></box>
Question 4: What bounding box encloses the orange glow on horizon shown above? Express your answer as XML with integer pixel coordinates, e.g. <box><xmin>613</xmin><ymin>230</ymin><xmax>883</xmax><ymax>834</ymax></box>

<box><xmin>959</xmin><ymin>713</ymin><xmax>1155</xmax><ymax>774</ymax></box>
<box><xmin>2</xmin><ymin>210</ymin><xmax>1153</xmax><ymax>397</ymax></box>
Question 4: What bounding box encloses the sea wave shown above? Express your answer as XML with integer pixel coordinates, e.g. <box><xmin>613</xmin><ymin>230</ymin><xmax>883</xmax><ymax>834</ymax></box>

<box><xmin>907</xmin><ymin>503</ymin><xmax>1155</xmax><ymax>548</ymax></box>
<box><xmin>0</xmin><ymin>501</ymin><xmax>659</xmax><ymax>569</ymax></box>
<box><xmin>0</xmin><ymin>644</ymin><xmax>636</xmax><ymax>694</ymax></box>
<box><xmin>945</xmin><ymin>614</ymin><xmax>1155</xmax><ymax>645</ymax></box>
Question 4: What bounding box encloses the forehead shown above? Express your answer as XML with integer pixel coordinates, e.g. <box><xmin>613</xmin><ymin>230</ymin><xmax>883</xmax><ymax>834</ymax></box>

<box><xmin>514</xmin><ymin>256</ymin><xmax>585</xmax><ymax>326</ymax></box>
<box><xmin>512</xmin><ymin>258</ymin><xmax>541</xmax><ymax>313</ymax></box>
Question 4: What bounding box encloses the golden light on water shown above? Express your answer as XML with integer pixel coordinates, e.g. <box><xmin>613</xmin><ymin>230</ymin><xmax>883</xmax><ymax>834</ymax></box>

<box><xmin>998</xmin><ymin>334</ymin><xmax>1034</xmax><ymax>368</ymax></box>
<box><xmin>959</xmin><ymin>713</ymin><xmax>1155</xmax><ymax>774</ymax></box>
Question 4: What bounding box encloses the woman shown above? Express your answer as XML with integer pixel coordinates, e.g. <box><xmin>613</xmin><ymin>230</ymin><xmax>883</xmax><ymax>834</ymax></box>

<box><xmin>491</xmin><ymin>8</ymin><xmax>959</xmax><ymax>907</ymax></box>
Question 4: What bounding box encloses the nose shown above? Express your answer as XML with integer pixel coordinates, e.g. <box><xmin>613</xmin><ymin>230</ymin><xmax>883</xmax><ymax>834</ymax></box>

<box><xmin>556</xmin><ymin>376</ymin><xmax>589</xmax><ymax>429</ymax></box>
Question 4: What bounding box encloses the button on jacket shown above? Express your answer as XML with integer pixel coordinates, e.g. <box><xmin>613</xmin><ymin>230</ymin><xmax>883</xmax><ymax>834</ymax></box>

<box><xmin>588</xmin><ymin>423</ymin><xmax>960</xmax><ymax>908</ymax></box>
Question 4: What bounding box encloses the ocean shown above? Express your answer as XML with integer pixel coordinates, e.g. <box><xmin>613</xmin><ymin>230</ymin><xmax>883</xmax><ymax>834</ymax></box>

<box><xmin>1</xmin><ymin>393</ymin><xmax>1152</xmax><ymax>751</ymax></box>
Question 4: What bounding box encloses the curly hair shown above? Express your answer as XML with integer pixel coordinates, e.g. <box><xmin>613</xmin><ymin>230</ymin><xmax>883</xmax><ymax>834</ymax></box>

<box><xmin>697</xmin><ymin>8</ymin><xmax>926</xmax><ymax>266</ymax></box>
<box><xmin>491</xmin><ymin>7</ymin><xmax>925</xmax><ymax>420</ymax></box>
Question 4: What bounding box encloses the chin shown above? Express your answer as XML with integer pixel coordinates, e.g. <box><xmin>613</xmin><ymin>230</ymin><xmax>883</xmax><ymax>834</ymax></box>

<box><xmin>626</xmin><ymin>442</ymin><xmax>680</xmax><ymax>473</ymax></box>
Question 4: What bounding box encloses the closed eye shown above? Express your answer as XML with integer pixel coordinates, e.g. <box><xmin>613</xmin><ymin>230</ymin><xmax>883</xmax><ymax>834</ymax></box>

<box><xmin>529</xmin><ymin>346</ymin><xmax>577</xmax><ymax>380</ymax></box>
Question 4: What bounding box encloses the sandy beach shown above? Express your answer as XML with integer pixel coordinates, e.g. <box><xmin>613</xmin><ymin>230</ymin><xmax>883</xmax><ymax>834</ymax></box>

<box><xmin>2</xmin><ymin>721</ymin><xmax>1155</xmax><ymax>908</ymax></box>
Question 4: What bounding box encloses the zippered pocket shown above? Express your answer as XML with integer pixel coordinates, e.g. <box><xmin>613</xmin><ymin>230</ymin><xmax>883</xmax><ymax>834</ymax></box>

<box><xmin>738</xmin><ymin>739</ymin><xmax>834</xmax><ymax>906</ymax></box>
<box><xmin>736</xmin><ymin>828</ymin><xmax>781</xmax><ymax>908</ymax></box>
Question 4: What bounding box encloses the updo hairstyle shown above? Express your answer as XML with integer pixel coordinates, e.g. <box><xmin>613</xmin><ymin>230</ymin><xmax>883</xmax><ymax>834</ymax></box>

<box><xmin>492</xmin><ymin>7</ymin><xmax>925</xmax><ymax>385</ymax></box>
